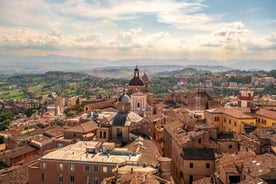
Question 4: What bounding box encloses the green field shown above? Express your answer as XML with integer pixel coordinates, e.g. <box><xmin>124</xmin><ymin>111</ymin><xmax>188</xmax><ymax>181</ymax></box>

<box><xmin>0</xmin><ymin>72</ymin><xmax>129</xmax><ymax>100</ymax></box>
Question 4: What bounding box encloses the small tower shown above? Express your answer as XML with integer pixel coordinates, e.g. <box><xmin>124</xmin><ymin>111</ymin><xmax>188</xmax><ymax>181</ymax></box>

<box><xmin>142</xmin><ymin>72</ymin><xmax>149</xmax><ymax>92</ymax></box>
<box><xmin>134</xmin><ymin>66</ymin><xmax>139</xmax><ymax>77</ymax></box>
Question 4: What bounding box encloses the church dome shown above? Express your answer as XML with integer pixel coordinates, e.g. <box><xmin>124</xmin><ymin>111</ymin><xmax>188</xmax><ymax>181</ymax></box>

<box><xmin>129</xmin><ymin>77</ymin><xmax>144</xmax><ymax>86</ymax></box>
<box><xmin>119</xmin><ymin>94</ymin><xmax>130</xmax><ymax>102</ymax></box>
<box><xmin>128</xmin><ymin>66</ymin><xmax>145</xmax><ymax>86</ymax></box>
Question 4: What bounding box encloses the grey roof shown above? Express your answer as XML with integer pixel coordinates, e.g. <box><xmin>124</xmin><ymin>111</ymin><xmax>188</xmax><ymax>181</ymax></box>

<box><xmin>217</xmin><ymin>132</ymin><xmax>234</xmax><ymax>139</ymax></box>
<box><xmin>112</xmin><ymin>112</ymin><xmax>129</xmax><ymax>126</ymax></box>
<box><xmin>119</xmin><ymin>94</ymin><xmax>130</xmax><ymax>102</ymax></box>
<box><xmin>181</xmin><ymin>148</ymin><xmax>216</xmax><ymax>160</ymax></box>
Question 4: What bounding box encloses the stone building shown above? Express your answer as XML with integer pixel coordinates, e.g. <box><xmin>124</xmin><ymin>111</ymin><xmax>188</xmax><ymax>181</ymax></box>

<box><xmin>163</xmin><ymin>89</ymin><xmax>221</xmax><ymax>111</ymax></box>
<box><xmin>163</xmin><ymin>119</ymin><xmax>238</xmax><ymax>184</ymax></box>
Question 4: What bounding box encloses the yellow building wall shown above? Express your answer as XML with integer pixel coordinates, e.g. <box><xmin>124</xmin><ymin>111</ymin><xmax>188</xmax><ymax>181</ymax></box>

<box><xmin>206</xmin><ymin>111</ymin><xmax>256</xmax><ymax>133</ymax></box>
<box><xmin>222</xmin><ymin>117</ymin><xmax>255</xmax><ymax>133</ymax></box>
<box><xmin>253</xmin><ymin>114</ymin><xmax>276</xmax><ymax>127</ymax></box>
<box><xmin>205</xmin><ymin>112</ymin><xmax>224</xmax><ymax>131</ymax></box>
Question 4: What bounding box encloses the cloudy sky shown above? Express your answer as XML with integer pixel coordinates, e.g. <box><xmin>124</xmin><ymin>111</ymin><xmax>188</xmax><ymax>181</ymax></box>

<box><xmin>0</xmin><ymin>0</ymin><xmax>275</xmax><ymax>61</ymax></box>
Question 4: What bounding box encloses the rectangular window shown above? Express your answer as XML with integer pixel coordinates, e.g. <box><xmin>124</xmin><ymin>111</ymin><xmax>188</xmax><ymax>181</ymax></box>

<box><xmin>206</xmin><ymin>163</ymin><xmax>210</xmax><ymax>168</ymax></box>
<box><xmin>228</xmin><ymin>144</ymin><xmax>233</xmax><ymax>149</ymax></box>
<box><xmin>69</xmin><ymin>164</ymin><xmax>76</xmax><ymax>171</ymax></box>
<box><xmin>85</xmin><ymin>176</ymin><xmax>89</xmax><ymax>184</ymax></box>
<box><xmin>41</xmin><ymin>173</ymin><xmax>46</xmax><ymax>181</ymax></box>
<box><xmin>92</xmin><ymin>177</ymin><xmax>99</xmax><ymax>184</ymax></box>
<box><xmin>198</xmin><ymin>139</ymin><xmax>202</xmax><ymax>144</ymax></box>
<box><xmin>234</xmin><ymin>122</ymin><xmax>237</xmax><ymax>126</ymax></box>
<box><xmin>58</xmin><ymin>163</ymin><xmax>64</xmax><ymax>170</ymax></box>
<box><xmin>84</xmin><ymin>165</ymin><xmax>90</xmax><ymax>172</ymax></box>
<box><xmin>94</xmin><ymin>166</ymin><xmax>99</xmax><ymax>172</ymax></box>
<box><xmin>59</xmin><ymin>174</ymin><xmax>63</xmax><ymax>183</ymax></box>
<box><xmin>229</xmin><ymin>120</ymin><xmax>231</xmax><ymax>124</ymax></box>
<box><xmin>41</xmin><ymin>162</ymin><xmax>47</xmax><ymax>169</ymax></box>
<box><xmin>189</xmin><ymin>163</ymin><xmax>193</xmax><ymax>168</ymax></box>
<box><xmin>70</xmin><ymin>175</ymin><xmax>75</xmax><ymax>183</ymax></box>
<box><xmin>103</xmin><ymin>166</ymin><xmax>108</xmax><ymax>173</ymax></box>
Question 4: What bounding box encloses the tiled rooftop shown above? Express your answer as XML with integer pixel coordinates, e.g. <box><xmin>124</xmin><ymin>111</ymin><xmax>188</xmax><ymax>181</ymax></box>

<box><xmin>164</xmin><ymin>120</ymin><xmax>206</xmax><ymax>147</ymax></box>
<box><xmin>255</xmin><ymin>109</ymin><xmax>276</xmax><ymax>120</ymax></box>
<box><xmin>124</xmin><ymin>138</ymin><xmax>161</xmax><ymax>166</ymax></box>
<box><xmin>206</xmin><ymin>108</ymin><xmax>253</xmax><ymax>119</ymax></box>
<box><xmin>2</xmin><ymin>145</ymin><xmax>36</xmax><ymax>157</ymax></box>
<box><xmin>64</xmin><ymin>120</ymin><xmax>98</xmax><ymax>133</ymax></box>
<box><xmin>218</xmin><ymin>150</ymin><xmax>256</xmax><ymax>167</ymax></box>
<box><xmin>43</xmin><ymin>127</ymin><xmax>64</xmax><ymax>138</ymax></box>
<box><xmin>241</xmin><ymin>153</ymin><xmax>276</xmax><ymax>177</ymax></box>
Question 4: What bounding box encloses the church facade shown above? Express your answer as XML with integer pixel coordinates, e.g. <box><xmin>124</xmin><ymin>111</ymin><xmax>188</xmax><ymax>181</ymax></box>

<box><xmin>127</xmin><ymin>66</ymin><xmax>153</xmax><ymax>116</ymax></box>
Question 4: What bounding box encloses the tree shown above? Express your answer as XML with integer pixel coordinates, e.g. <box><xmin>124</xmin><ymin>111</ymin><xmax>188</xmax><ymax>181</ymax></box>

<box><xmin>0</xmin><ymin>119</ymin><xmax>11</xmax><ymax>131</ymax></box>
<box><xmin>0</xmin><ymin>136</ymin><xmax>4</xmax><ymax>144</ymax></box>
<box><xmin>25</xmin><ymin>107</ymin><xmax>35</xmax><ymax>117</ymax></box>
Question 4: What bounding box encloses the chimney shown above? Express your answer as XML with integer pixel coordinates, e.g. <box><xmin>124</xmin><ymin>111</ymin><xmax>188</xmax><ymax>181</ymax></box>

<box><xmin>158</xmin><ymin>157</ymin><xmax>172</xmax><ymax>182</ymax></box>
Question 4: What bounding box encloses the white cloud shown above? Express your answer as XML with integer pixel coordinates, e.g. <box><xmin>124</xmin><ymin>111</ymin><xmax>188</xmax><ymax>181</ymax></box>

<box><xmin>199</xmin><ymin>22</ymin><xmax>249</xmax><ymax>51</ymax></box>
<box><xmin>115</xmin><ymin>28</ymin><xmax>142</xmax><ymax>46</ymax></box>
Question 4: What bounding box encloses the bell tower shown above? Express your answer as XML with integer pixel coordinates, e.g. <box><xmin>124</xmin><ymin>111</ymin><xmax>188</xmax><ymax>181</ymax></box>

<box><xmin>134</xmin><ymin>66</ymin><xmax>139</xmax><ymax>77</ymax></box>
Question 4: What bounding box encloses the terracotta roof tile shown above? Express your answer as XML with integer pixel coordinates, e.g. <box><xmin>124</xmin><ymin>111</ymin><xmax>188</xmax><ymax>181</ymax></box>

<box><xmin>255</xmin><ymin>109</ymin><xmax>276</xmax><ymax>120</ymax></box>
<box><xmin>124</xmin><ymin>139</ymin><xmax>161</xmax><ymax>166</ymax></box>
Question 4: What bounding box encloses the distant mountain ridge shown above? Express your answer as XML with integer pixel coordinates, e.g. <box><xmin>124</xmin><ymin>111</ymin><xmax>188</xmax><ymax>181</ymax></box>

<box><xmin>0</xmin><ymin>54</ymin><xmax>275</xmax><ymax>75</ymax></box>
<box><xmin>156</xmin><ymin>67</ymin><xmax>210</xmax><ymax>77</ymax></box>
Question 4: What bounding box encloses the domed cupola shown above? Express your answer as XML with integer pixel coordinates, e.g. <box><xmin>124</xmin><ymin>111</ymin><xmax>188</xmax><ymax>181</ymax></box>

<box><xmin>119</xmin><ymin>93</ymin><xmax>130</xmax><ymax>102</ymax></box>
<box><xmin>117</xmin><ymin>92</ymin><xmax>131</xmax><ymax>112</ymax></box>
<box><xmin>128</xmin><ymin>66</ymin><xmax>144</xmax><ymax>86</ymax></box>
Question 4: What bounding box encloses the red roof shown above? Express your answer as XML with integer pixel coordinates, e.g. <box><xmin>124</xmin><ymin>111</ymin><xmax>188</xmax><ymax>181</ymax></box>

<box><xmin>255</xmin><ymin>109</ymin><xmax>276</xmax><ymax>120</ymax></box>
